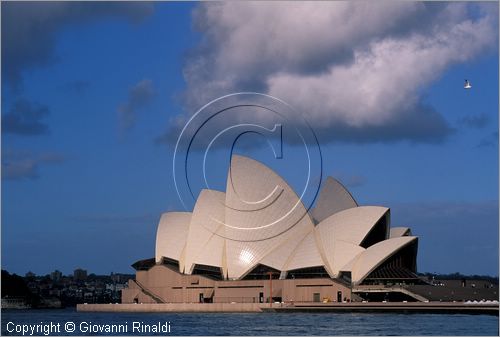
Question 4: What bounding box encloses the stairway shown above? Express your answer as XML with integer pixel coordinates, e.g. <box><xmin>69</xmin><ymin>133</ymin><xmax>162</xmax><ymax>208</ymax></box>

<box><xmin>352</xmin><ymin>285</ymin><xmax>429</xmax><ymax>302</ymax></box>
<box><xmin>132</xmin><ymin>279</ymin><xmax>166</xmax><ymax>303</ymax></box>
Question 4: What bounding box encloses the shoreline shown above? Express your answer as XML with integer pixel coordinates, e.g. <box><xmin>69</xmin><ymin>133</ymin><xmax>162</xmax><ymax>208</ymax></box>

<box><xmin>76</xmin><ymin>302</ymin><xmax>499</xmax><ymax>315</ymax></box>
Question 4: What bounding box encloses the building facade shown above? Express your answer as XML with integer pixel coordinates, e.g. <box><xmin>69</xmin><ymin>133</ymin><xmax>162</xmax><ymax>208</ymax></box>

<box><xmin>122</xmin><ymin>155</ymin><xmax>422</xmax><ymax>304</ymax></box>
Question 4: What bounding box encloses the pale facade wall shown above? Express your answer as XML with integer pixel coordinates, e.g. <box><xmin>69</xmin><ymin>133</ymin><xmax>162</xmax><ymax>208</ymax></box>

<box><xmin>214</xmin><ymin>279</ymin><xmax>266</xmax><ymax>303</ymax></box>
<box><xmin>122</xmin><ymin>265</ymin><xmax>351</xmax><ymax>304</ymax></box>
<box><xmin>79</xmin><ymin>303</ymin><xmax>264</xmax><ymax>312</ymax></box>
<box><xmin>121</xmin><ymin>280</ymin><xmax>141</xmax><ymax>304</ymax></box>
<box><xmin>282</xmin><ymin>278</ymin><xmax>350</xmax><ymax>303</ymax></box>
<box><xmin>135</xmin><ymin>265</ymin><xmax>216</xmax><ymax>303</ymax></box>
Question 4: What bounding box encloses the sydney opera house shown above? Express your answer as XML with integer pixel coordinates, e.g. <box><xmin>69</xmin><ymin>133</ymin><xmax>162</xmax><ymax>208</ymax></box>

<box><xmin>122</xmin><ymin>155</ymin><xmax>423</xmax><ymax>304</ymax></box>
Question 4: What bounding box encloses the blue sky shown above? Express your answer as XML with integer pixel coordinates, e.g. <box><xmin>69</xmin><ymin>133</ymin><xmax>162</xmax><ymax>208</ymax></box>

<box><xmin>1</xmin><ymin>2</ymin><xmax>498</xmax><ymax>276</ymax></box>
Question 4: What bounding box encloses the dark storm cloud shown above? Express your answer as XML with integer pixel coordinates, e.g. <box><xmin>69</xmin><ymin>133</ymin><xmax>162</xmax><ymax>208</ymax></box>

<box><xmin>1</xmin><ymin>1</ymin><xmax>154</xmax><ymax>89</ymax></box>
<box><xmin>118</xmin><ymin>79</ymin><xmax>156</xmax><ymax>132</ymax></box>
<box><xmin>459</xmin><ymin>113</ymin><xmax>490</xmax><ymax>129</ymax></box>
<box><xmin>2</xmin><ymin>99</ymin><xmax>50</xmax><ymax>136</ymax></box>
<box><xmin>157</xmin><ymin>101</ymin><xmax>455</xmax><ymax>150</ymax></box>
<box><xmin>476</xmin><ymin>131</ymin><xmax>499</xmax><ymax>148</ymax></box>
<box><xmin>2</xmin><ymin>149</ymin><xmax>66</xmax><ymax>181</ymax></box>
<box><xmin>310</xmin><ymin>103</ymin><xmax>456</xmax><ymax>145</ymax></box>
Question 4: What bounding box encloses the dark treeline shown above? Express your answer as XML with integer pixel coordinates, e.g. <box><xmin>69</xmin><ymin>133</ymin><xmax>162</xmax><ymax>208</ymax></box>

<box><xmin>1</xmin><ymin>270</ymin><xmax>40</xmax><ymax>306</ymax></box>
<box><xmin>1</xmin><ymin>269</ymin><xmax>134</xmax><ymax>308</ymax></box>
<box><xmin>419</xmin><ymin>271</ymin><xmax>499</xmax><ymax>283</ymax></box>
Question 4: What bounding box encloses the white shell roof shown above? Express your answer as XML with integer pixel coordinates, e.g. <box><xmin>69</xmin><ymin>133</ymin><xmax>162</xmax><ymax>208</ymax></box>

<box><xmin>258</xmin><ymin>230</ymin><xmax>307</xmax><ymax>271</ymax></box>
<box><xmin>284</xmin><ymin>229</ymin><xmax>325</xmax><ymax>271</ymax></box>
<box><xmin>183</xmin><ymin>189</ymin><xmax>226</xmax><ymax>274</ymax></box>
<box><xmin>224</xmin><ymin>155</ymin><xmax>314</xmax><ymax>279</ymax></box>
<box><xmin>154</xmin><ymin>155</ymin><xmax>418</xmax><ymax>284</ymax></box>
<box><xmin>224</xmin><ymin>155</ymin><xmax>314</xmax><ymax>241</ymax></box>
<box><xmin>155</xmin><ymin>212</ymin><xmax>191</xmax><ymax>264</ymax></box>
<box><xmin>346</xmin><ymin>236</ymin><xmax>418</xmax><ymax>285</ymax></box>
<box><xmin>390</xmin><ymin>227</ymin><xmax>411</xmax><ymax>238</ymax></box>
<box><xmin>311</xmin><ymin>176</ymin><xmax>358</xmax><ymax>223</ymax></box>
<box><xmin>329</xmin><ymin>240</ymin><xmax>366</xmax><ymax>277</ymax></box>
<box><xmin>316</xmin><ymin>206</ymin><xmax>389</xmax><ymax>249</ymax></box>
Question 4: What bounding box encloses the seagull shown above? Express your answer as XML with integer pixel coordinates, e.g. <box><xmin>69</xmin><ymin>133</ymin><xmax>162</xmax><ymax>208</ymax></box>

<box><xmin>464</xmin><ymin>79</ymin><xmax>472</xmax><ymax>89</ymax></box>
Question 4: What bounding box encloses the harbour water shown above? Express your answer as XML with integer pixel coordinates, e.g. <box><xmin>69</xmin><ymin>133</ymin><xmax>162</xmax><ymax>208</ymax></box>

<box><xmin>2</xmin><ymin>308</ymin><xmax>498</xmax><ymax>335</ymax></box>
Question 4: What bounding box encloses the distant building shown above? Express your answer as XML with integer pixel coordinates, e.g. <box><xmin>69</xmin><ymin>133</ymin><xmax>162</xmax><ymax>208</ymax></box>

<box><xmin>50</xmin><ymin>270</ymin><xmax>62</xmax><ymax>282</ymax></box>
<box><xmin>73</xmin><ymin>268</ymin><xmax>87</xmax><ymax>281</ymax></box>
<box><xmin>123</xmin><ymin>155</ymin><xmax>424</xmax><ymax>304</ymax></box>
<box><xmin>1</xmin><ymin>297</ymin><xmax>30</xmax><ymax>309</ymax></box>
<box><xmin>110</xmin><ymin>272</ymin><xmax>121</xmax><ymax>283</ymax></box>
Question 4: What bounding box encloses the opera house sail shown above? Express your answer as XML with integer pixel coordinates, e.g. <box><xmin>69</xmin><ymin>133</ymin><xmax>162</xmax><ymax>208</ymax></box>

<box><xmin>122</xmin><ymin>155</ymin><xmax>423</xmax><ymax>304</ymax></box>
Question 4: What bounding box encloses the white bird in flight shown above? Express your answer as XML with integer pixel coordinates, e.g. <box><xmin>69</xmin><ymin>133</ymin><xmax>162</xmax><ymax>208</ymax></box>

<box><xmin>464</xmin><ymin>79</ymin><xmax>472</xmax><ymax>89</ymax></box>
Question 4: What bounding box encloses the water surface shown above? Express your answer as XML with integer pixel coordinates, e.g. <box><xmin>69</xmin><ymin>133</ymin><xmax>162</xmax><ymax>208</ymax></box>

<box><xmin>2</xmin><ymin>308</ymin><xmax>498</xmax><ymax>335</ymax></box>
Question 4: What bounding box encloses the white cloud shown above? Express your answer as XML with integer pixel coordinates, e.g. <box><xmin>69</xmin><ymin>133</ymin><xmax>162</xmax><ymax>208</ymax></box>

<box><xmin>172</xmin><ymin>2</ymin><xmax>498</xmax><ymax>144</ymax></box>
<box><xmin>268</xmin><ymin>13</ymin><xmax>495</xmax><ymax>129</ymax></box>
